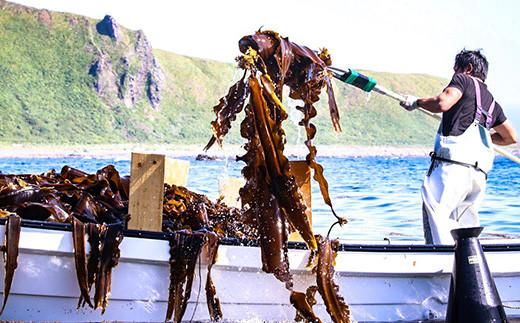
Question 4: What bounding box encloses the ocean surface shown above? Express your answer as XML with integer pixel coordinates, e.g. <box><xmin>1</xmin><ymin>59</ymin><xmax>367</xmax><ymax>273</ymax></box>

<box><xmin>0</xmin><ymin>155</ymin><xmax>518</xmax><ymax>242</ymax></box>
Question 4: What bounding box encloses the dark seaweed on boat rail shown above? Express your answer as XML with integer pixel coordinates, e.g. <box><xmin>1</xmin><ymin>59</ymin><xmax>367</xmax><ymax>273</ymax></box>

<box><xmin>0</xmin><ymin>164</ymin><xmax>250</xmax><ymax>321</ymax></box>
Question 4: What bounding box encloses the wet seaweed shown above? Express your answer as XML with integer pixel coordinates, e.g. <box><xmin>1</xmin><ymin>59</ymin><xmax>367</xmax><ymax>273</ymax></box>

<box><xmin>0</xmin><ymin>214</ymin><xmax>21</xmax><ymax>315</ymax></box>
<box><xmin>205</xmin><ymin>29</ymin><xmax>350</xmax><ymax>322</ymax></box>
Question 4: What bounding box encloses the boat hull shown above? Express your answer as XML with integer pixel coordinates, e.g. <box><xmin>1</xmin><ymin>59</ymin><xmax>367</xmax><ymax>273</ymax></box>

<box><xmin>0</xmin><ymin>223</ymin><xmax>519</xmax><ymax>322</ymax></box>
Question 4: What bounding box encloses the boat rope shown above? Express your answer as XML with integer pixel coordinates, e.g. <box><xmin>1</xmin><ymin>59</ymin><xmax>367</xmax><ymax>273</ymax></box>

<box><xmin>503</xmin><ymin>304</ymin><xmax>520</xmax><ymax>309</ymax></box>
<box><xmin>190</xmin><ymin>252</ymin><xmax>203</xmax><ymax>322</ymax></box>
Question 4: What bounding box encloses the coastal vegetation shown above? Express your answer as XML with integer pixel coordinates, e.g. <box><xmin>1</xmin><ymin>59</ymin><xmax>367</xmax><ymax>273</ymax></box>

<box><xmin>0</xmin><ymin>1</ymin><xmax>445</xmax><ymax>146</ymax></box>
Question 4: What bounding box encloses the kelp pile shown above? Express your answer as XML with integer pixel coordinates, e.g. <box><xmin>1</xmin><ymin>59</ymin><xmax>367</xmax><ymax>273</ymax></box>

<box><xmin>0</xmin><ymin>165</ymin><xmax>244</xmax><ymax>321</ymax></box>
<box><xmin>0</xmin><ymin>165</ymin><xmax>129</xmax><ymax>224</ymax></box>
<box><xmin>163</xmin><ymin>184</ymin><xmax>256</xmax><ymax>239</ymax></box>
<box><xmin>205</xmin><ymin>30</ymin><xmax>351</xmax><ymax>322</ymax></box>
<box><xmin>0</xmin><ymin>166</ymin><xmax>128</xmax><ymax>314</ymax></box>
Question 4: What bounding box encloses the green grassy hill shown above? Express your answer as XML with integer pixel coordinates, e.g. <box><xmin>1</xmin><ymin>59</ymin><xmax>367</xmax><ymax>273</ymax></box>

<box><xmin>0</xmin><ymin>1</ymin><xmax>446</xmax><ymax>146</ymax></box>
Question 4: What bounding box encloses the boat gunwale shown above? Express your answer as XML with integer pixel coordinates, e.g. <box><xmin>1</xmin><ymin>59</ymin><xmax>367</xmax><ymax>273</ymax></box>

<box><xmin>2</xmin><ymin>218</ymin><xmax>520</xmax><ymax>253</ymax></box>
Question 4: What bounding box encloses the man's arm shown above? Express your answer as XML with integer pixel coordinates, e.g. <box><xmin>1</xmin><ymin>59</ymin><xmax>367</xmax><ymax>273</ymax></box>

<box><xmin>491</xmin><ymin>120</ymin><xmax>518</xmax><ymax>146</ymax></box>
<box><xmin>416</xmin><ymin>87</ymin><xmax>463</xmax><ymax>113</ymax></box>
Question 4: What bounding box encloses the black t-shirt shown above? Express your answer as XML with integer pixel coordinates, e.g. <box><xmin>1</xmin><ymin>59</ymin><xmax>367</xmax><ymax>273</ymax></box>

<box><xmin>441</xmin><ymin>73</ymin><xmax>507</xmax><ymax>136</ymax></box>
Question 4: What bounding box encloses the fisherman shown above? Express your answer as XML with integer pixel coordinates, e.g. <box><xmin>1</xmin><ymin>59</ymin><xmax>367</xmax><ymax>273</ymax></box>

<box><xmin>400</xmin><ymin>49</ymin><xmax>518</xmax><ymax>244</ymax></box>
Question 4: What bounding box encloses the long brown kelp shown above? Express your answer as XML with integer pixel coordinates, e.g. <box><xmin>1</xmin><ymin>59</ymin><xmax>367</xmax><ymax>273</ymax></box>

<box><xmin>204</xmin><ymin>231</ymin><xmax>223</xmax><ymax>321</ymax></box>
<box><xmin>0</xmin><ymin>214</ymin><xmax>21</xmax><ymax>315</ymax></box>
<box><xmin>163</xmin><ymin>229</ymin><xmax>225</xmax><ymax>323</ymax></box>
<box><xmin>206</xmin><ymin>30</ymin><xmax>347</xmax><ymax>250</ymax></box>
<box><xmin>72</xmin><ymin>217</ymin><xmax>94</xmax><ymax>308</ymax></box>
<box><xmin>162</xmin><ymin>185</ymin><xmax>228</xmax><ymax>322</ymax></box>
<box><xmin>209</xmin><ymin>30</ymin><xmax>344</xmax><ymax>223</ymax></box>
<box><xmin>165</xmin><ymin>230</ymin><xmax>205</xmax><ymax>322</ymax></box>
<box><xmin>72</xmin><ymin>220</ymin><xmax>125</xmax><ymax>313</ymax></box>
<box><xmin>290</xmin><ymin>287</ymin><xmax>322</xmax><ymax>323</ymax></box>
<box><xmin>93</xmin><ymin>223</ymin><xmax>124</xmax><ymax>313</ymax></box>
<box><xmin>205</xmin><ymin>29</ymin><xmax>350</xmax><ymax>322</ymax></box>
<box><xmin>315</xmin><ymin>236</ymin><xmax>351</xmax><ymax>323</ymax></box>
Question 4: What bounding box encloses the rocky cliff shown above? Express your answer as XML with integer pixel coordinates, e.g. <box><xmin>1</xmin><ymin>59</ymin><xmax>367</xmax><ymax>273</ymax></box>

<box><xmin>89</xmin><ymin>15</ymin><xmax>164</xmax><ymax>109</ymax></box>
<box><xmin>0</xmin><ymin>1</ymin><xmax>164</xmax><ymax>111</ymax></box>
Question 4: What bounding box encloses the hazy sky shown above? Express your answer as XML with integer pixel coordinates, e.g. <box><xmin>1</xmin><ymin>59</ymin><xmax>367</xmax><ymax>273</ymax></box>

<box><xmin>9</xmin><ymin>0</ymin><xmax>520</xmax><ymax>116</ymax></box>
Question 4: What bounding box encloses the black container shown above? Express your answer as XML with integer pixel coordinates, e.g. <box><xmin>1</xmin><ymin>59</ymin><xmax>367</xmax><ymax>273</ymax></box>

<box><xmin>446</xmin><ymin>227</ymin><xmax>508</xmax><ymax>323</ymax></box>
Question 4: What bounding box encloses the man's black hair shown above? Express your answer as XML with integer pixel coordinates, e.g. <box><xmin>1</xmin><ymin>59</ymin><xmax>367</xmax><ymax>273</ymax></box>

<box><xmin>454</xmin><ymin>49</ymin><xmax>489</xmax><ymax>81</ymax></box>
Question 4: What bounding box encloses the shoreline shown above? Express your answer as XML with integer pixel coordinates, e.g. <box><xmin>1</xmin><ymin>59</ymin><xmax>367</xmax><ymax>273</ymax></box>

<box><xmin>0</xmin><ymin>143</ymin><xmax>517</xmax><ymax>159</ymax></box>
<box><xmin>0</xmin><ymin>143</ymin><xmax>433</xmax><ymax>159</ymax></box>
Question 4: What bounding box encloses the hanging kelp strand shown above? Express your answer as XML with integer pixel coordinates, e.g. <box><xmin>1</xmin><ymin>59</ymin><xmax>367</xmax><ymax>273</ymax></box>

<box><xmin>316</xmin><ymin>235</ymin><xmax>351</xmax><ymax>323</ymax></box>
<box><xmin>0</xmin><ymin>214</ymin><xmax>21</xmax><ymax>315</ymax></box>
<box><xmin>205</xmin><ymin>29</ymin><xmax>350</xmax><ymax>322</ymax></box>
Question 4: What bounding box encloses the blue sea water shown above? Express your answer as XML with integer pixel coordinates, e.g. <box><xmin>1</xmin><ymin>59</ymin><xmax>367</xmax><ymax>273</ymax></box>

<box><xmin>0</xmin><ymin>155</ymin><xmax>518</xmax><ymax>242</ymax></box>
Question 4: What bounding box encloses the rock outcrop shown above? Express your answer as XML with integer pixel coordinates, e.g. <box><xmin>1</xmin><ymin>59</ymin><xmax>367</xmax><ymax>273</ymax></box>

<box><xmin>88</xmin><ymin>54</ymin><xmax>119</xmax><ymax>104</ymax></box>
<box><xmin>96</xmin><ymin>15</ymin><xmax>119</xmax><ymax>40</ymax></box>
<box><xmin>89</xmin><ymin>16</ymin><xmax>164</xmax><ymax>109</ymax></box>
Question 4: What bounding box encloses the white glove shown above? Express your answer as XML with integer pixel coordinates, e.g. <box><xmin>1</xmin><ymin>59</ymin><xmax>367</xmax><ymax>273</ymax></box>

<box><xmin>400</xmin><ymin>95</ymin><xmax>418</xmax><ymax>111</ymax></box>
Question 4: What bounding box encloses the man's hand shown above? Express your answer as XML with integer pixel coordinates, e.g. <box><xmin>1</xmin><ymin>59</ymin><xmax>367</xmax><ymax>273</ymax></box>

<box><xmin>400</xmin><ymin>95</ymin><xmax>418</xmax><ymax>111</ymax></box>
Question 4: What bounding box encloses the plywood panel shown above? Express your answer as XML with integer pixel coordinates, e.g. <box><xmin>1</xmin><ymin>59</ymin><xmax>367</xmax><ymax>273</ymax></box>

<box><xmin>128</xmin><ymin>153</ymin><xmax>165</xmax><ymax>231</ymax></box>
<box><xmin>164</xmin><ymin>158</ymin><xmax>190</xmax><ymax>187</ymax></box>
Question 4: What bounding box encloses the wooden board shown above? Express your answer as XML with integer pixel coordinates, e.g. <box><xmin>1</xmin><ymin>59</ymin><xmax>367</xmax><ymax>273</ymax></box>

<box><xmin>128</xmin><ymin>153</ymin><xmax>165</xmax><ymax>231</ymax></box>
<box><xmin>164</xmin><ymin>158</ymin><xmax>190</xmax><ymax>187</ymax></box>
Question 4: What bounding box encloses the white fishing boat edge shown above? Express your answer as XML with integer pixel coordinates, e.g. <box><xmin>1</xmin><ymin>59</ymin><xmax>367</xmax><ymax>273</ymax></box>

<box><xmin>0</xmin><ymin>222</ymin><xmax>519</xmax><ymax>322</ymax></box>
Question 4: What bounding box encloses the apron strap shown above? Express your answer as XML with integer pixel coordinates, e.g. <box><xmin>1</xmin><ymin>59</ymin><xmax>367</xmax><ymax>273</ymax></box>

<box><xmin>471</xmin><ymin>76</ymin><xmax>495</xmax><ymax>129</ymax></box>
<box><xmin>471</xmin><ymin>77</ymin><xmax>485</xmax><ymax>124</ymax></box>
<box><xmin>486</xmin><ymin>100</ymin><xmax>496</xmax><ymax>128</ymax></box>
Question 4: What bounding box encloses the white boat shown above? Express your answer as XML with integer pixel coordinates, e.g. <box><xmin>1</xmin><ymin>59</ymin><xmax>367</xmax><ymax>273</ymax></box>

<box><xmin>0</xmin><ymin>220</ymin><xmax>519</xmax><ymax>322</ymax></box>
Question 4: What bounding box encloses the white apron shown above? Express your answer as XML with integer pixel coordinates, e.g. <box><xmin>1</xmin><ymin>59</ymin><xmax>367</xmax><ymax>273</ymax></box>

<box><xmin>422</xmin><ymin>77</ymin><xmax>495</xmax><ymax>244</ymax></box>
